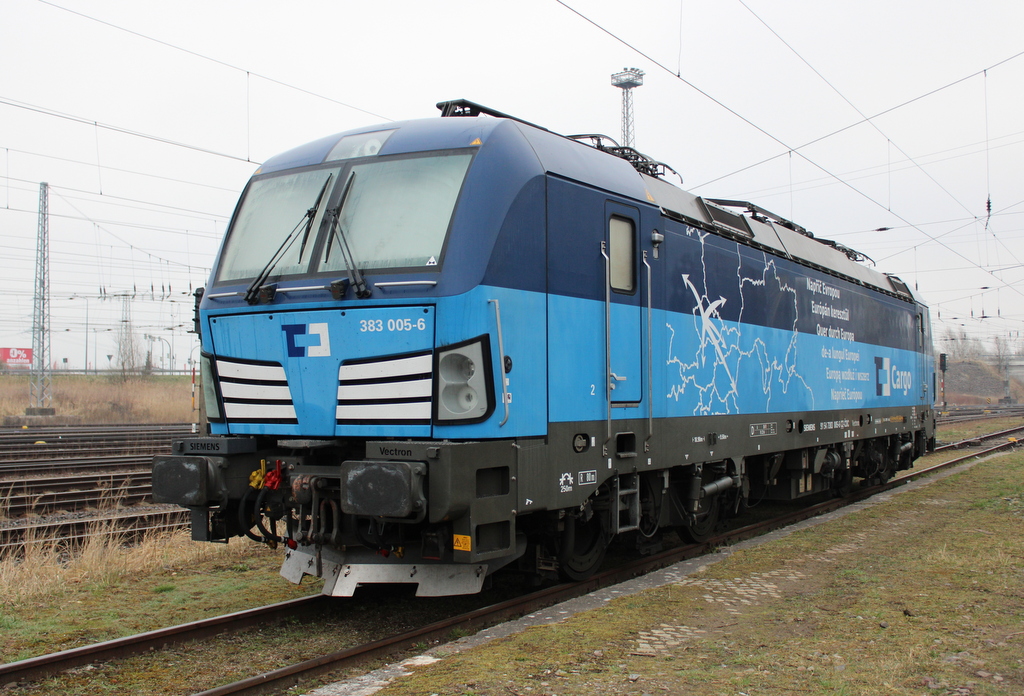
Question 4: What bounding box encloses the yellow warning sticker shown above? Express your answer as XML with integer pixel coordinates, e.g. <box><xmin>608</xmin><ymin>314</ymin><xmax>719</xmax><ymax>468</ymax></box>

<box><xmin>453</xmin><ymin>534</ymin><xmax>472</xmax><ymax>552</ymax></box>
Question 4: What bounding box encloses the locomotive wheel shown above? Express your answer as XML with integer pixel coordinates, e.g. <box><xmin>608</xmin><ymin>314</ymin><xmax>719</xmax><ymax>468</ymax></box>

<box><xmin>558</xmin><ymin>512</ymin><xmax>609</xmax><ymax>581</ymax></box>
<box><xmin>875</xmin><ymin>456</ymin><xmax>896</xmax><ymax>485</ymax></box>
<box><xmin>682</xmin><ymin>495</ymin><xmax>720</xmax><ymax>543</ymax></box>
<box><xmin>832</xmin><ymin>468</ymin><xmax>853</xmax><ymax>498</ymax></box>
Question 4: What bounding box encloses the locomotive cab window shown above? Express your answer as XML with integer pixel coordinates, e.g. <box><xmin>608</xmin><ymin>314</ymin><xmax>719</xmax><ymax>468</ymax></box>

<box><xmin>213</xmin><ymin>150</ymin><xmax>473</xmax><ymax>285</ymax></box>
<box><xmin>319</xmin><ymin>153</ymin><xmax>473</xmax><ymax>272</ymax></box>
<box><xmin>609</xmin><ymin>216</ymin><xmax>635</xmax><ymax>293</ymax></box>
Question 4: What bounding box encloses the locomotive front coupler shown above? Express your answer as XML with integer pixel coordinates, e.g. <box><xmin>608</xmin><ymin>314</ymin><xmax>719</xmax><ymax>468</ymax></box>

<box><xmin>154</xmin><ymin>436</ymin><xmax>265</xmax><ymax>511</ymax></box>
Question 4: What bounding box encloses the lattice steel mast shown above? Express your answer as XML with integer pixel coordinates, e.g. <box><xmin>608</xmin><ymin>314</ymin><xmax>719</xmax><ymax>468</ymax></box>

<box><xmin>30</xmin><ymin>181</ymin><xmax>52</xmax><ymax>413</ymax></box>
<box><xmin>611</xmin><ymin>67</ymin><xmax>644</xmax><ymax>148</ymax></box>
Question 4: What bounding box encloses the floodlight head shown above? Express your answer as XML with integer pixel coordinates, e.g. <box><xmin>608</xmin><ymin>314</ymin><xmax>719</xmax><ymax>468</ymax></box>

<box><xmin>611</xmin><ymin>67</ymin><xmax>644</xmax><ymax>90</ymax></box>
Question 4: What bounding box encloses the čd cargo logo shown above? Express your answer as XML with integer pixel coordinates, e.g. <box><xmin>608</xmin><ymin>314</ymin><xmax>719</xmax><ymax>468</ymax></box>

<box><xmin>874</xmin><ymin>357</ymin><xmax>912</xmax><ymax>396</ymax></box>
<box><xmin>282</xmin><ymin>323</ymin><xmax>331</xmax><ymax>358</ymax></box>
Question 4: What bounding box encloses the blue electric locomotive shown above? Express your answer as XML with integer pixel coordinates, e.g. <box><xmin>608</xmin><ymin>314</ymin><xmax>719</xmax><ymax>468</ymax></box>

<box><xmin>153</xmin><ymin>100</ymin><xmax>936</xmax><ymax>595</ymax></box>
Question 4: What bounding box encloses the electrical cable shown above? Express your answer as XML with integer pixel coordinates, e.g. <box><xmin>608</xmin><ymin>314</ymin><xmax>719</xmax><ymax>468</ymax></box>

<box><xmin>555</xmin><ymin>0</ymin><xmax>1024</xmax><ymax>300</ymax></box>
<box><xmin>736</xmin><ymin>0</ymin><xmax>977</xmax><ymax>220</ymax></box>
<box><xmin>0</xmin><ymin>174</ymin><xmax>233</xmax><ymax>222</ymax></box>
<box><xmin>52</xmin><ymin>190</ymin><xmax>211</xmax><ymax>272</ymax></box>
<box><xmin>36</xmin><ymin>0</ymin><xmax>392</xmax><ymax>123</ymax></box>
<box><xmin>0</xmin><ymin>94</ymin><xmax>256</xmax><ymax>164</ymax></box>
<box><xmin>692</xmin><ymin>49</ymin><xmax>1024</xmax><ymax>191</ymax></box>
<box><xmin>0</xmin><ymin>145</ymin><xmax>241</xmax><ymax>194</ymax></box>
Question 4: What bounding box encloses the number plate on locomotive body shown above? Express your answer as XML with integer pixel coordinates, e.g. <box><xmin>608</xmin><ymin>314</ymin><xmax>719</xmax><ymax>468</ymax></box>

<box><xmin>749</xmin><ymin>422</ymin><xmax>778</xmax><ymax>437</ymax></box>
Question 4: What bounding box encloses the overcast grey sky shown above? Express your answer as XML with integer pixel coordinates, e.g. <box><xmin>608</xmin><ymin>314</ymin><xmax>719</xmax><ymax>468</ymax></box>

<box><xmin>2</xmin><ymin>0</ymin><xmax>1023</xmax><ymax>370</ymax></box>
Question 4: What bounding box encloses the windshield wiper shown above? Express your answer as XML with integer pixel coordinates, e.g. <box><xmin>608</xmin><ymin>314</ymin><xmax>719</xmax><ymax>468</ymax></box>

<box><xmin>243</xmin><ymin>173</ymin><xmax>333</xmax><ymax>305</ymax></box>
<box><xmin>324</xmin><ymin>173</ymin><xmax>371</xmax><ymax>299</ymax></box>
<box><xmin>298</xmin><ymin>173</ymin><xmax>333</xmax><ymax>262</ymax></box>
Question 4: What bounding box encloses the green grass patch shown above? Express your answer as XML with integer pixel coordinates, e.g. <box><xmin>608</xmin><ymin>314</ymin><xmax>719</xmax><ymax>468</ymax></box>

<box><xmin>0</xmin><ymin>533</ymin><xmax>320</xmax><ymax>664</ymax></box>
<box><xmin>936</xmin><ymin>416</ymin><xmax>1024</xmax><ymax>444</ymax></box>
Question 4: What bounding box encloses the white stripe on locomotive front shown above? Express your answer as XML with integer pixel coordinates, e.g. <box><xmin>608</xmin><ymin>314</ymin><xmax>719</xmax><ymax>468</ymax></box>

<box><xmin>337</xmin><ymin>353</ymin><xmax>432</xmax><ymax>382</ymax></box>
<box><xmin>336</xmin><ymin>402</ymin><xmax>430</xmax><ymax>421</ymax></box>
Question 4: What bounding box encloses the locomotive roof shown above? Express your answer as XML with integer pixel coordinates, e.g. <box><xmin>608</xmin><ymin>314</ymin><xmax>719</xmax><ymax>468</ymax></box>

<box><xmin>639</xmin><ymin>173</ymin><xmax>920</xmax><ymax>303</ymax></box>
<box><xmin>255</xmin><ymin>109</ymin><xmax>921</xmax><ymax>305</ymax></box>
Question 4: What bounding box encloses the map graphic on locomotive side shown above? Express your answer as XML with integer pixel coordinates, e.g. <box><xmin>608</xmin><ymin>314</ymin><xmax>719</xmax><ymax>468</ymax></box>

<box><xmin>664</xmin><ymin>223</ymin><xmax>924</xmax><ymax>419</ymax></box>
<box><xmin>666</xmin><ymin>228</ymin><xmax>809</xmax><ymax>416</ymax></box>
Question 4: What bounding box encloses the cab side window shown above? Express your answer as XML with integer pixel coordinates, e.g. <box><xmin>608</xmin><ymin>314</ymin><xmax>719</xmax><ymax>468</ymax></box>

<box><xmin>609</xmin><ymin>216</ymin><xmax>635</xmax><ymax>293</ymax></box>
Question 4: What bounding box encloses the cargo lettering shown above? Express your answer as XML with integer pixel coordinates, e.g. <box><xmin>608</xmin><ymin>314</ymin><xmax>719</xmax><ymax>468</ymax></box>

<box><xmin>875</xmin><ymin>357</ymin><xmax>913</xmax><ymax>396</ymax></box>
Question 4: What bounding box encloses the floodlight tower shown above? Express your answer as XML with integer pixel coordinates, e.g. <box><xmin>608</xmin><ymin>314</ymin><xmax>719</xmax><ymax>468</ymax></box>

<box><xmin>611</xmin><ymin>67</ymin><xmax>644</xmax><ymax>148</ymax></box>
<box><xmin>29</xmin><ymin>182</ymin><xmax>53</xmax><ymax>414</ymax></box>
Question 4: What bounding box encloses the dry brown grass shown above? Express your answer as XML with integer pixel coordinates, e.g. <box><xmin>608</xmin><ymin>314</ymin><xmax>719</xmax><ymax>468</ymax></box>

<box><xmin>0</xmin><ymin>523</ymin><xmax>266</xmax><ymax>605</ymax></box>
<box><xmin>0</xmin><ymin>483</ymin><xmax>12</xmax><ymax>521</ymax></box>
<box><xmin>0</xmin><ymin>373</ymin><xmax>195</xmax><ymax>423</ymax></box>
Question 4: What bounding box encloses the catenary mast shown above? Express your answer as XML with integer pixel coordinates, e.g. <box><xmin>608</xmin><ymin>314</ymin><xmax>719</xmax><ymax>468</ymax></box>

<box><xmin>29</xmin><ymin>181</ymin><xmax>53</xmax><ymax>414</ymax></box>
<box><xmin>611</xmin><ymin>67</ymin><xmax>644</xmax><ymax>148</ymax></box>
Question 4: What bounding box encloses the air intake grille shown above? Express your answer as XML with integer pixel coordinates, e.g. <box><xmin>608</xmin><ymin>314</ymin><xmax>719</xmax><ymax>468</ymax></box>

<box><xmin>337</xmin><ymin>351</ymin><xmax>433</xmax><ymax>425</ymax></box>
<box><xmin>217</xmin><ymin>357</ymin><xmax>298</xmax><ymax>425</ymax></box>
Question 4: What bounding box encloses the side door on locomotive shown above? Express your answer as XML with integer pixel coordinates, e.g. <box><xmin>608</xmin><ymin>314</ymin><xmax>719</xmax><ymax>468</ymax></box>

<box><xmin>605</xmin><ymin>200</ymin><xmax>644</xmax><ymax>407</ymax></box>
<box><xmin>545</xmin><ymin>176</ymin><xmax>655</xmax><ymax>480</ymax></box>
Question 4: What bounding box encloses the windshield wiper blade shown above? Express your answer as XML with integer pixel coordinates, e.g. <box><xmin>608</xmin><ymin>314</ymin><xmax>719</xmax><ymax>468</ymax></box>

<box><xmin>243</xmin><ymin>174</ymin><xmax>333</xmax><ymax>305</ymax></box>
<box><xmin>324</xmin><ymin>174</ymin><xmax>371</xmax><ymax>299</ymax></box>
<box><xmin>298</xmin><ymin>173</ymin><xmax>333</xmax><ymax>263</ymax></box>
<box><xmin>242</xmin><ymin>216</ymin><xmax>306</xmax><ymax>305</ymax></box>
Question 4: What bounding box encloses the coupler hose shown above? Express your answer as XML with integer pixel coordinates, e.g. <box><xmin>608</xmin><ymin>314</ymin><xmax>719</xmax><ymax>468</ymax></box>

<box><xmin>254</xmin><ymin>486</ymin><xmax>286</xmax><ymax>546</ymax></box>
<box><xmin>238</xmin><ymin>487</ymin><xmax>264</xmax><ymax>543</ymax></box>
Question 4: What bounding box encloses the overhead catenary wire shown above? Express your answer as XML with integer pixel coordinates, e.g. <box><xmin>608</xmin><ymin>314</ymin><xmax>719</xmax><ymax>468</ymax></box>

<box><xmin>0</xmin><ymin>145</ymin><xmax>242</xmax><ymax>194</ymax></box>
<box><xmin>37</xmin><ymin>0</ymin><xmax>393</xmax><ymax>124</ymax></box>
<box><xmin>0</xmin><ymin>174</ymin><xmax>234</xmax><ymax>223</ymax></box>
<box><xmin>556</xmin><ymin>0</ymin><xmax>1024</xmax><ymax>304</ymax></box>
<box><xmin>0</xmin><ymin>1</ymin><xmax>1020</xmax><ymax>361</ymax></box>
<box><xmin>51</xmin><ymin>190</ymin><xmax>211</xmax><ymax>272</ymax></box>
<box><xmin>0</xmin><ymin>95</ymin><xmax>258</xmax><ymax>166</ymax></box>
<box><xmin>735</xmin><ymin>0</ymin><xmax>979</xmax><ymax>221</ymax></box>
<box><xmin>0</xmin><ymin>3</ymin><xmax>402</xmax><ymax>365</ymax></box>
<box><xmin>690</xmin><ymin>48</ymin><xmax>1024</xmax><ymax>191</ymax></box>
<box><xmin>732</xmin><ymin>129</ymin><xmax>1024</xmax><ymax>205</ymax></box>
<box><xmin>984</xmin><ymin>69</ymin><xmax>992</xmax><ymax>230</ymax></box>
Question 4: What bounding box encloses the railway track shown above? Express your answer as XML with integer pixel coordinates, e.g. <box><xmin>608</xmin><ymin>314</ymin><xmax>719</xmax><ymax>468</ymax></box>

<box><xmin>190</xmin><ymin>438</ymin><xmax>1024</xmax><ymax>696</ymax></box>
<box><xmin>1</xmin><ymin>471</ymin><xmax>152</xmax><ymax>516</ymax></box>
<box><xmin>936</xmin><ymin>405</ymin><xmax>1024</xmax><ymax>425</ymax></box>
<box><xmin>934</xmin><ymin>423</ymin><xmax>1024</xmax><ymax>452</ymax></box>
<box><xmin>0</xmin><ymin>508</ymin><xmax>189</xmax><ymax>551</ymax></box>
<box><xmin>3</xmin><ymin>418</ymin><xmax>1011</xmax><ymax>533</ymax></box>
<box><xmin>2</xmin><ymin>413</ymin><xmax>1009</xmax><ymax>512</ymax></box>
<box><xmin>0</xmin><ymin>423</ymin><xmax>190</xmax><ymax>553</ymax></box>
<box><xmin>0</xmin><ymin>422</ymin><xmax>192</xmax><ymax>442</ymax></box>
<box><xmin>2</xmin><ymin>433</ymin><xmax>1019</xmax><ymax>694</ymax></box>
<box><xmin>0</xmin><ymin>423</ymin><xmax>192</xmax><ymax>465</ymax></box>
<box><xmin>0</xmin><ymin>453</ymin><xmax>156</xmax><ymax>478</ymax></box>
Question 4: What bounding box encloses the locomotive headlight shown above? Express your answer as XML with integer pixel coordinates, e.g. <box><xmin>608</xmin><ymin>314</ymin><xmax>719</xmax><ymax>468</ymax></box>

<box><xmin>434</xmin><ymin>336</ymin><xmax>494</xmax><ymax>423</ymax></box>
<box><xmin>442</xmin><ymin>383</ymin><xmax>479</xmax><ymax>414</ymax></box>
<box><xmin>440</xmin><ymin>352</ymin><xmax>476</xmax><ymax>382</ymax></box>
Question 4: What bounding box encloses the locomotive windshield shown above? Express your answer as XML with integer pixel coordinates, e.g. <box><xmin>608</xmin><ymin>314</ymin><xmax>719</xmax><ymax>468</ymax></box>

<box><xmin>215</xmin><ymin>151</ymin><xmax>473</xmax><ymax>284</ymax></box>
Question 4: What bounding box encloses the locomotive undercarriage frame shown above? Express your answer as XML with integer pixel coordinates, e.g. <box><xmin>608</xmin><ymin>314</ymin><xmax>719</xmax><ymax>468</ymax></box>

<box><xmin>153</xmin><ymin>405</ymin><xmax>933</xmax><ymax>594</ymax></box>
